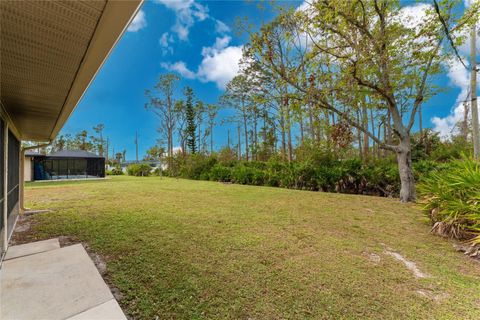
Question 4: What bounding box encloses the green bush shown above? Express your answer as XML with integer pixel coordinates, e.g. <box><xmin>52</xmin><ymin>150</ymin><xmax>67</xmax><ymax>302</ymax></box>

<box><xmin>418</xmin><ymin>157</ymin><xmax>480</xmax><ymax>244</ymax></box>
<box><xmin>127</xmin><ymin>164</ymin><xmax>151</xmax><ymax>176</ymax></box>
<box><xmin>231</xmin><ymin>165</ymin><xmax>253</xmax><ymax>185</ymax></box>
<box><xmin>156</xmin><ymin>151</ymin><xmax>456</xmax><ymax>199</ymax></box>
<box><xmin>180</xmin><ymin>154</ymin><xmax>217</xmax><ymax>180</ymax></box>
<box><xmin>293</xmin><ymin>162</ymin><xmax>318</xmax><ymax>190</ymax></box>
<box><xmin>209</xmin><ymin>164</ymin><xmax>232</xmax><ymax>182</ymax></box>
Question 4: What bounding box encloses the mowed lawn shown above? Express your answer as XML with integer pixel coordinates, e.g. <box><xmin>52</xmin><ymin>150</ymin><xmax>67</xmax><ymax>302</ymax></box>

<box><xmin>22</xmin><ymin>176</ymin><xmax>480</xmax><ymax>319</ymax></box>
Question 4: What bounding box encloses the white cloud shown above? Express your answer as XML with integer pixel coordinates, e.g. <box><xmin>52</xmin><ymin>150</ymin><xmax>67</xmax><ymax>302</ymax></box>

<box><xmin>197</xmin><ymin>44</ymin><xmax>243</xmax><ymax>88</ymax></box>
<box><xmin>431</xmin><ymin>0</ymin><xmax>479</xmax><ymax>140</ymax></box>
<box><xmin>215</xmin><ymin>20</ymin><xmax>230</xmax><ymax>34</ymax></box>
<box><xmin>160</xmin><ymin>61</ymin><xmax>196</xmax><ymax>79</ymax></box>
<box><xmin>159</xmin><ymin>32</ymin><xmax>174</xmax><ymax>55</ymax></box>
<box><xmin>155</xmin><ymin>0</ymin><xmax>209</xmax><ymax>41</ymax></box>
<box><xmin>127</xmin><ymin>10</ymin><xmax>147</xmax><ymax>32</ymax></box>
<box><xmin>160</xmin><ymin>36</ymin><xmax>243</xmax><ymax>89</ymax></box>
<box><xmin>431</xmin><ymin>56</ymin><xmax>479</xmax><ymax>140</ymax></box>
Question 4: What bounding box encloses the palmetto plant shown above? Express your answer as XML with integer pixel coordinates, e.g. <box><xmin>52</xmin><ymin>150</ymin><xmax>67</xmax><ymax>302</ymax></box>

<box><xmin>418</xmin><ymin>156</ymin><xmax>480</xmax><ymax>246</ymax></box>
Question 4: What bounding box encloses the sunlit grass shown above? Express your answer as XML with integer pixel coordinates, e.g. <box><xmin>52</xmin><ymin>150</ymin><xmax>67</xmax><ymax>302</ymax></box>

<box><xmin>24</xmin><ymin>176</ymin><xmax>480</xmax><ymax>319</ymax></box>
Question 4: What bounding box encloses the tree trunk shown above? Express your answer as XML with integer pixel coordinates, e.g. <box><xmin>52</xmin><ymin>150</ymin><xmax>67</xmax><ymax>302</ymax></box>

<box><xmin>418</xmin><ymin>105</ymin><xmax>423</xmax><ymax>141</ymax></box>
<box><xmin>237</xmin><ymin>124</ymin><xmax>241</xmax><ymax>161</ymax></box>
<box><xmin>286</xmin><ymin>110</ymin><xmax>293</xmax><ymax>162</ymax></box>
<box><xmin>253</xmin><ymin>110</ymin><xmax>258</xmax><ymax>160</ymax></box>
<box><xmin>210</xmin><ymin>124</ymin><xmax>214</xmax><ymax>154</ymax></box>
<box><xmin>308</xmin><ymin>104</ymin><xmax>315</xmax><ymax>141</ymax></box>
<box><xmin>370</xmin><ymin>109</ymin><xmax>376</xmax><ymax>158</ymax></box>
<box><xmin>396</xmin><ymin>138</ymin><xmax>416</xmax><ymax>203</ymax></box>
<box><xmin>243</xmin><ymin>113</ymin><xmax>249</xmax><ymax>161</ymax></box>
<box><xmin>356</xmin><ymin>110</ymin><xmax>362</xmax><ymax>159</ymax></box>
<box><xmin>362</xmin><ymin>105</ymin><xmax>369</xmax><ymax>160</ymax></box>
<box><xmin>299</xmin><ymin>112</ymin><xmax>304</xmax><ymax>144</ymax></box>
<box><xmin>280</xmin><ymin>112</ymin><xmax>286</xmax><ymax>160</ymax></box>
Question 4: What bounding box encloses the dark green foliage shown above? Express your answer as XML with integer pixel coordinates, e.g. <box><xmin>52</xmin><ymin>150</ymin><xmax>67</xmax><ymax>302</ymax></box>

<box><xmin>127</xmin><ymin>164</ymin><xmax>151</xmax><ymax>176</ymax></box>
<box><xmin>231</xmin><ymin>165</ymin><xmax>265</xmax><ymax>186</ymax></box>
<box><xmin>411</xmin><ymin>130</ymin><xmax>473</xmax><ymax>162</ymax></box>
<box><xmin>209</xmin><ymin>164</ymin><xmax>232</xmax><ymax>182</ymax></box>
<box><xmin>184</xmin><ymin>87</ymin><xmax>197</xmax><ymax>154</ymax></box>
<box><xmin>168</xmin><ymin>153</ymin><xmax>405</xmax><ymax>197</ymax></box>
<box><xmin>179</xmin><ymin>154</ymin><xmax>217</xmax><ymax>180</ymax></box>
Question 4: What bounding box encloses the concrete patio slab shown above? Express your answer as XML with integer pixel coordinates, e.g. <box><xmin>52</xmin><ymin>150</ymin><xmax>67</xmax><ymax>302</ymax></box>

<box><xmin>1</xmin><ymin>243</ymin><xmax>123</xmax><ymax>320</ymax></box>
<box><xmin>66</xmin><ymin>299</ymin><xmax>126</xmax><ymax>320</ymax></box>
<box><xmin>4</xmin><ymin>238</ymin><xmax>60</xmax><ymax>260</ymax></box>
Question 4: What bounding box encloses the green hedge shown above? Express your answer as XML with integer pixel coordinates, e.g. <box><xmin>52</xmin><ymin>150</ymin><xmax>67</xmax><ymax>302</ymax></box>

<box><xmin>165</xmin><ymin>154</ymin><xmax>405</xmax><ymax>197</ymax></box>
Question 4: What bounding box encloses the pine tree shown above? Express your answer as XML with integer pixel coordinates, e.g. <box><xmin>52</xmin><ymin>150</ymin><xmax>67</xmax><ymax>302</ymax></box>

<box><xmin>184</xmin><ymin>87</ymin><xmax>197</xmax><ymax>154</ymax></box>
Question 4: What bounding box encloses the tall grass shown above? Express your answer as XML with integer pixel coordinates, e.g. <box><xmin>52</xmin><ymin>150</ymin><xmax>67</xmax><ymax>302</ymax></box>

<box><xmin>418</xmin><ymin>156</ymin><xmax>480</xmax><ymax>245</ymax></box>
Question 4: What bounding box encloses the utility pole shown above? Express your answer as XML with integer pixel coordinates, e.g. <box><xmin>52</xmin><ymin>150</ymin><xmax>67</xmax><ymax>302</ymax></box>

<box><xmin>135</xmin><ymin>131</ymin><xmax>139</xmax><ymax>163</ymax></box>
<box><xmin>471</xmin><ymin>22</ymin><xmax>479</xmax><ymax>159</ymax></box>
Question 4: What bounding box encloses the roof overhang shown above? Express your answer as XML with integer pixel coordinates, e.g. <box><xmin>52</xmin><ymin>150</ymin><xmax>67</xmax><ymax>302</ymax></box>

<box><xmin>0</xmin><ymin>0</ymin><xmax>143</xmax><ymax>141</ymax></box>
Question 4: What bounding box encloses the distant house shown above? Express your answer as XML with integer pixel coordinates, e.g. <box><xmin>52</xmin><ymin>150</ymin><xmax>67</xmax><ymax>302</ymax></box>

<box><xmin>25</xmin><ymin>150</ymin><xmax>105</xmax><ymax>181</ymax></box>
<box><xmin>108</xmin><ymin>160</ymin><xmax>162</xmax><ymax>173</ymax></box>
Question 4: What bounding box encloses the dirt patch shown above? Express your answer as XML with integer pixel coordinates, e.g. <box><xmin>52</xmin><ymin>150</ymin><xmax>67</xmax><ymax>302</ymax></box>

<box><xmin>381</xmin><ymin>244</ymin><xmax>430</xmax><ymax>278</ymax></box>
<box><xmin>10</xmin><ymin>215</ymin><xmax>42</xmax><ymax>245</ymax></box>
<box><xmin>362</xmin><ymin>251</ymin><xmax>381</xmax><ymax>263</ymax></box>
<box><xmin>416</xmin><ymin>289</ymin><xmax>449</xmax><ymax>303</ymax></box>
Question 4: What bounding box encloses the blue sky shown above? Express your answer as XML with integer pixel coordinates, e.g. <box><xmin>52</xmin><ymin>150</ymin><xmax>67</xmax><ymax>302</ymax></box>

<box><xmin>61</xmin><ymin>0</ymin><xmax>478</xmax><ymax>160</ymax></box>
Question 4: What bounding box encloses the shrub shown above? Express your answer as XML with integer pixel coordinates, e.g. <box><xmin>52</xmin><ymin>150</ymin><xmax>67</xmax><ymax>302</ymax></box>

<box><xmin>209</xmin><ymin>164</ymin><xmax>232</xmax><ymax>182</ymax></box>
<box><xmin>418</xmin><ymin>157</ymin><xmax>480</xmax><ymax>245</ymax></box>
<box><xmin>293</xmin><ymin>162</ymin><xmax>318</xmax><ymax>190</ymax></box>
<box><xmin>231</xmin><ymin>165</ymin><xmax>253</xmax><ymax>185</ymax></box>
<box><xmin>216</xmin><ymin>147</ymin><xmax>237</xmax><ymax>166</ymax></box>
<box><xmin>361</xmin><ymin>160</ymin><xmax>399</xmax><ymax>197</ymax></box>
<box><xmin>180</xmin><ymin>154</ymin><xmax>217</xmax><ymax>180</ymax></box>
<box><xmin>107</xmin><ymin>167</ymin><xmax>124</xmax><ymax>175</ymax></box>
<box><xmin>127</xmin><ymin>164</ymin><xmax>151</xmax><ymax>176</ymax></box>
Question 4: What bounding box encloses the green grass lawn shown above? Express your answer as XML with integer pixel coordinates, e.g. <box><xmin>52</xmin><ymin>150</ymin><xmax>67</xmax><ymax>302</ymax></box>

<box><xmin>22</xmin><ymin>176</ymin><xmax>480</xmax><ymax>319</ymax></box>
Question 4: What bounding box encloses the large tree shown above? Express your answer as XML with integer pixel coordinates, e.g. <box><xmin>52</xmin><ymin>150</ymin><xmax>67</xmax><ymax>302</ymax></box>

<box><xmin>249</xmin><ymin>0</ymin><xmax>476</xmax><ymax>202</ymax></box>
<box><xmin>145</xmin><ymin>74</ymin><xmax>180</xmax><ymax>159</ymax></box>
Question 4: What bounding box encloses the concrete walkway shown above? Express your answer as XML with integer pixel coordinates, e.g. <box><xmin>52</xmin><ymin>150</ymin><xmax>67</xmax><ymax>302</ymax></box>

<box><xmin>1</xmin><ymin>239</ymin><xmax>126</xmax><ymax>320</ymax></box>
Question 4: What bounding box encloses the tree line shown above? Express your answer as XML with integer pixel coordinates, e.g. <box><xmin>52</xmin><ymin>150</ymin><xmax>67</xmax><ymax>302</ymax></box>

<box><xmin>144</xmin><ymin>1</ymin><xmax>479</xmax><ymax>202</ymax></box>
